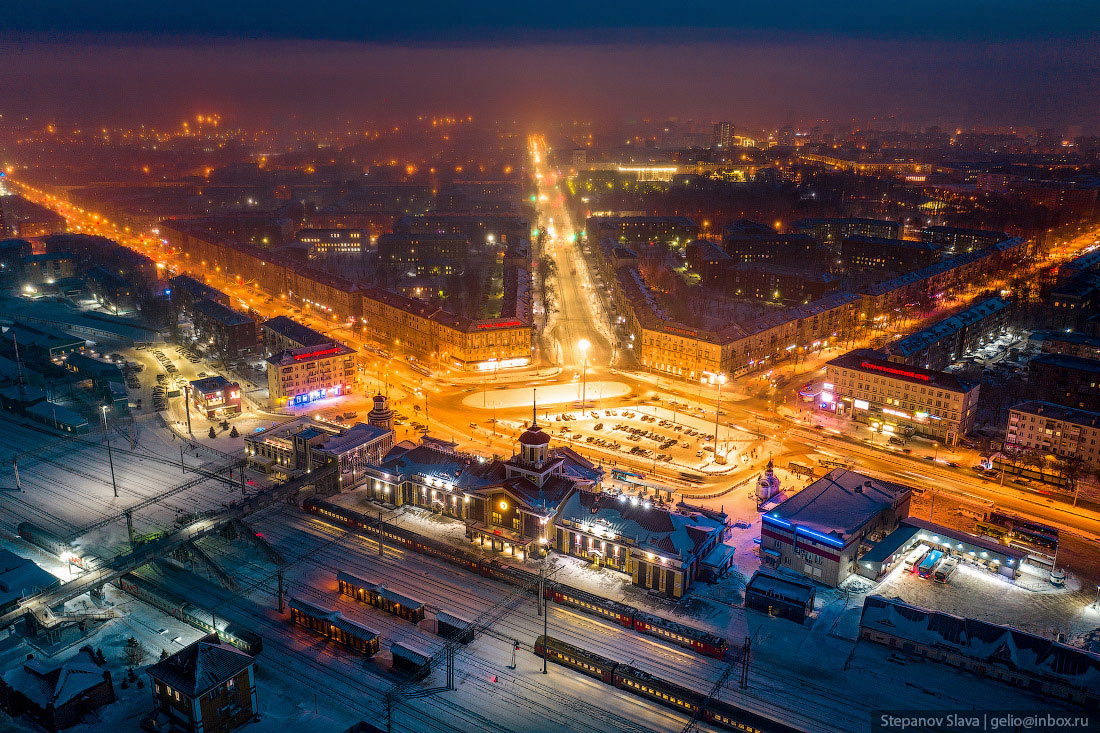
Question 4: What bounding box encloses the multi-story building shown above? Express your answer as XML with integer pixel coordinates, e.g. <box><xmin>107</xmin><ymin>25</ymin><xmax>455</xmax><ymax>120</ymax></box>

<box><xmin>586</xmin><ymin>216</ymin><xmax>697</xmax><ymax>249</ymax></box>
<box><xmin>188</xmin><ymin>375</ymin><xmax>242</xmax><ymax>419</ymax></box>
<box><xmin>376</xmin><ymin>232</ymin><xmax>467</xmax><ymax>276</ymax></box>
<box><xmin>168</xmin><ymin>274</ymin><xmax>230</xmax><ymax>313</ymax></box>
<box><xmin>920</xmin><ymin>226</ymin><xmax>1007</xmax><ymax>255</ymax></box>
<box><xmin>1005</xmin><ymin>401</ymin><xmax>1100</xmax><ymax>473</ymax></box>
<box><xmin>840</xmin><ymin>236</ymin><xmax>939</xmax><ymax>273</ymax></box>
<box><xmin>722</xmin><ymin>224</ymin><xmax>822</xmax><ymax>268</ymax></box>
<box><xmin>246</xmin><ymin>414</ymin><xmax>394</xmax><ymax>490</ymax></box>
<box><xmin>190</xmin><ymin>299</ymin><xmax>259</xmax><ymax>361</ymax></box>
<box><xmin>825</xmin><ymin>349</ymin><xmax>980</xmax><ymax>445</ymax></box>
<box><xmin>1029</xmin><ymin>330</ymin><xmax>1100</xmax><ymax>361</ymax></box>
<box><xmin>792</xmin><ymin>218</ymin><xmax>900</xmax><ymax>248</ymax></box>
<box><xmin>713</xmin><ymin>121</ymin><xmax>734</xmax><ymax>149</ymax></box>
<box><xmin>295</xmin><ymin>228</ymin><xmax>369</xmax><ymax>258</ymax></box>
<box><xmin>260</xmin><ymin>315</ymin><xmax>330</xmax><ymax>357</ymax></box>
<box><xmin>760</xmin><ymin>469</ymin><xmax>913</xmax><ymax>586</ymax></box>
<box><xmin>1028</xmin><ymin>353</ymin><xmax>1100</xmax><ymax>412</ymax></box>
<box><xmin>361</xmin><ymin>288</ymin><xmax>532</xmax><ymax>370</ymax></box>
<box><xmin>145</xmin><ymin>634</ymin><xmax>257</xmax><ymax>733</ymax></box>
<box><xmin>265</xmin><ymin>341</ymin><xmax>356</xmax><ymax>407</ymax></box>
<box><xmin>21</xmin><ymin>252</ymin><xmax>75</xmax><ymax>285</ymax></box>
<box><xmin>882</xmin><ymin>297</ymin><xmax>1011</xmax><ymax>371</ymax></box>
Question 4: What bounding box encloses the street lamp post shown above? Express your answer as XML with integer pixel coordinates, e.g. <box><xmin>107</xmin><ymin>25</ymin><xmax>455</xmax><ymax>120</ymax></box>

<box><xmin>578</xmin><ymin>339</ymin><xmax>590</xmax><ymax>410</ymax></box>
<box><xmin>101</xmin><ymin>405</ymin><xmax>118</xmax><ymax>498</ymax></box>
<box><xmin>709</xmin><ymin>373</ymin><xmax>726</xmax><ymax>459</ymax></box>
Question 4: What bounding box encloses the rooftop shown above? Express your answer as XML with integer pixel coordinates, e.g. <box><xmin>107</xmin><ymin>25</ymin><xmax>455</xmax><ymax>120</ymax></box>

<box><xmin>146</xmin><ymin>634</ymin><xmax>254</xmax><ymax>699</ymax></box>
<box><xmin>828</xmin><ymin>348</ymin><xmax>976</xmax><ymax>393</ymax></box>
<box><xmin>1011</xmin><ymin>400</ymin><xmax>1100</xmax><ymax>429</ymax></box>
<box><xmin>764</xmin><ymin>468</ymin><xmax>912</xmax><ymax>542</ymax></box>
<box><xmin>189</xmin><ymin>375</ymin><xmax>237</xmax><ymax>394</ymax></box>
<box><xmin>2</xmin><ymin>649</ymin><xmax>105</xmax><ymax>710</ymax></box>
<box><xmin>1030</xmin><ymin>352</ymin><xmax>1100</xmax><ymax>374</ymax></box>
<box><xmin>262</xmin><ymin>315</ymin><xmax>331</xmax><ymax>347</ymax></box>
<box><xmin>266</xmin><ymin>341</ymin><xmax>355</xmax><ymax>366</ymax></box>
<box><xmin>558</xmin><ymin>490</ymin><xmax>726</xmax><ymax>565</ymax></box>
<box><xmin>884</xmin><ymin>297</ymin><xmax>1009</xmax><ymax>357</ymax></box>
<box><xmin>191</xmin><ymin>298</ymin><xmax>253</xmax><ymax>327</ymax></box>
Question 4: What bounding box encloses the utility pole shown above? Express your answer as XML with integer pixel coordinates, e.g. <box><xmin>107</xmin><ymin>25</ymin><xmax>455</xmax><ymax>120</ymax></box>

<box><xmin>180</xmin><ymin>445</ymin><xmax>185</xmax><ymax>473</ymax></box>
<box><xmin>101</xmin><ymin>406</ymin><xmax>118</xmax><ymax>498</ymax></box>
<box><xmin>379</xmin><ymin>511</ymin><xmax>385</xmax><ymax>556</ymax></box>
<box><xmin>739</xmin><ymin>636</ymin><xmax>751</xmax><ymax>689</ymax></box>
<box><xmin>277</xmin><ymin>569</ymin><xmax>284</xmax><ymax>613</ymax></box>
<box><xmin>183</xmin><ymin>384</ymin><xmax>193</xmax><ymax>436</ymax></box>
<box><xmin>125</xmin><ymin>509</ymin><xmax>134</xmax><ymax>547</ymax></box>
<box><xmin>13</xmin><ymin>458</ymin><xmax>21</xmax><ymax>492</ymax></box>
<box><xmin>541</xmin><ymin>562</ymin><xmax>548</xmax><ymax>674</ymax></box>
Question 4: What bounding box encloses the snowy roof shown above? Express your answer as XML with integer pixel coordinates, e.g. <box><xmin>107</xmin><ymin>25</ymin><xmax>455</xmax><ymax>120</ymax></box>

<box><xmin>3</xmin><ymin>649</ymin><xmax>107</xmax><ymax>710</ymax></box>
<box><xmin>0</xmin><ymin>549</ymin><xmax>59</xmax><ymax>608</ymax></box>
<box><xmin>558</xmin><ymin>491</ymin><xmax>725</xmax><ymax>565</ymax></box>
<box><xmin>860</xmin><ymin>596</ymin><xmax>1100</xmax><ymax>691</ymax></box>
<box><xmin>827</xmin><ymin>349</ymin><xmax>974</xmax><ymax>393</ymax></box>
<box><xmin>288</xmin><ymin>598</ymin><xmax>379</xmax><ymax>643</ymax></box>
<box><xmin>765</xmin><ymin>469</ymin><xmax>912</xmax><ymax>542</ymax></box>
<box><xmin>262</xmin><ymin>315</ymin><xmax>330</xmax><ymax>347</ymax></box>
<box><xmin>884</xmin><ymin>298</ymin><xmax>1009</xmax><ymax>358</ymax></box>
<box><xmin>745</xmin><ymin>569</ymin><xmax>815</xmax><ymax>605</ymax></box>
<box><xmin>1010</xmin><ymin>401</ymin><xmax>1100</xmax><ymax>429</ymax></box>
<box><xmin>315</xmin><ymin>423</ymin><xmax>391</xmax><ymax>456</ymax></box>
<box><xmin>146</xmin><ymin>634</ymin><xmax>255</xmax><ymax>699</ymax></box>
<box><xmin>336</xmin><ymin>571</ymin><xmax>424</xmax><ymax>609</ymax></box>
<box><xmin>900</xmin><ymin>517</ymin><xmax>1028</xmax><ymax>561</ymax></box>
<box><xmin>390</xmin><ymin>641</ymin><xmax>431</xmax><ymax>664</ymax></box>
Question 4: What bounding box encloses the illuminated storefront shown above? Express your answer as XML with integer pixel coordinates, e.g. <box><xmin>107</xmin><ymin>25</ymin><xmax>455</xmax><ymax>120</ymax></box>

<box><xmin>266</xmin><ymin>341</ymin><xmax>356</xmax><ymax>407</ymax></box>
<box><xmin>825</xmin><ymin>349</ymin><xmax>979</xmax><ymax>446</ymax></box>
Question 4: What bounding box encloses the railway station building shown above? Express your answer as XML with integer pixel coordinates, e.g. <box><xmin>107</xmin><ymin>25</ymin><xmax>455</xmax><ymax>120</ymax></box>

<box><xmin>358</xmin><ymin>418</ymin><xmax>603</xmax><ymax>561</ymax></box>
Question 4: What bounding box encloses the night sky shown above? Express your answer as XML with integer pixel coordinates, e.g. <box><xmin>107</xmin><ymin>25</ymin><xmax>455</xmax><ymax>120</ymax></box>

<box><xmin>1</xmin><ymin>2</ymin><xmax>1098</xmax><ymax>129</ymax></box>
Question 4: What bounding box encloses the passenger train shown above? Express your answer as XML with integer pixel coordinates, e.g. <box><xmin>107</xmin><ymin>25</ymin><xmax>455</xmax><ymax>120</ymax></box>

<box><xmin>304</xmin><ymin>498</ymin><xmax>728</xmax><ymax>658</ymax></box>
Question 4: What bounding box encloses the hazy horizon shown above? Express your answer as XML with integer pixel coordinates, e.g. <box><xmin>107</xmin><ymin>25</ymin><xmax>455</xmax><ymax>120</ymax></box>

<box><xmin>1</xmin><ymin>33</ymin><xmax>1097</xmax><ymax>133</ymax></box>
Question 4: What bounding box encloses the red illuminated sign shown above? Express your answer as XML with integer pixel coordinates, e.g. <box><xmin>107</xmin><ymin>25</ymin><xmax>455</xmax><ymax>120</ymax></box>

<box><xmin>859</xmin><ymin>361</ymin><xmax>931</xmax><ymax>382</ymax></box>
<box><xmin>475</xmin><ymin>319</ymin><xmax>523</xmax><ymax>330</ymax></box>
<box><xmin>293</xmin><ymin>346</ymin><xmax>342</xmax><ymax>360</ymax></box>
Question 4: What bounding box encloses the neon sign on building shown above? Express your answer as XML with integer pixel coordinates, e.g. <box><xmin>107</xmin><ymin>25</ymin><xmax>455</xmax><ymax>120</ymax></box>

<box><xmin>858</xmin><ymin>361</ymin><xmax>931</xmax><ymax>382</ymax></box>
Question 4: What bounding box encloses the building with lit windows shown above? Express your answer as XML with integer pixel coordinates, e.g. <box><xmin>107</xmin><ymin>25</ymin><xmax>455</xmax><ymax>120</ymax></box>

<box><xmin>295</xmin><ymin>228</ymin><xmax>369</xmax><ymax>258</ymax></box>
<box><xmin>586</xmin><ymin>216</ymin><xmax>697</xmax><ymax>249</ymax></box>
<box><xmin>760</xmin><ymin>469</ymin><xmax>913</xmax><ymax>587</ymax></box>
<box><xmin>1006</xmin><ymin>401</ymin><xmax>1100</xmax><ymax>473</ymax></box>
<box><xmin>265</xmin><ymin>341</ymin><xmax>356</xmax><ymax>407</ymax></box>
<box><xmin>188</xmin><ymin>375</ymin><xmax>242</xmax><ymax>419</ymax></box>
<box><xmin>260</xmin><ymin>315</ymin><xmax>329</xmax><ymax>357</ymax></box>
<box><xmin>360</xmin><ymin>417</ymin><xmax>603</xmax><ymax>561</ymax></box>
<box><xmin>190</xmin><ymin>299</ymin><xmax>259</xmax><ymax>361</ymax></box>
<box><xmin>554</xmin><ymin>491</ymin><xmax>730</xmax><ymax>598</ymax></box>
<box><xmin>245</xmin><ymin>415</ymin><xmax>393</xmax><ymax>491</ymax></box>
<box><xmin>825</xmin><ymin>349</ymin><xmax>979</xmax><ymax>445</ymax></box>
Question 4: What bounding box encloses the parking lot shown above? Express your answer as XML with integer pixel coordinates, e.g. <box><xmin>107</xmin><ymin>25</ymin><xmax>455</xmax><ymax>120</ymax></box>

<box><xmin>509</xmin><ymin>404</ymin><xmax>765</xmax><ymax>473</ymax></box>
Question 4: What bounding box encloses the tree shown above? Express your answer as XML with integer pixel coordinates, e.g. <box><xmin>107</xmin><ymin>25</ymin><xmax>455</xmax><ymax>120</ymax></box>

<box><xmin>230</xmin><ymin>426</ymin><xmax>239</xmax><ymax>438</ymax></box>
<box><xmin>124</xmin><ymin>636</ymin><xmax>145</xmax><ymax>666</ymax></box>
<box><xmin>208</xmin><ymin>426</ymin><xmax>217</xmax><ymax>440</ymax></box>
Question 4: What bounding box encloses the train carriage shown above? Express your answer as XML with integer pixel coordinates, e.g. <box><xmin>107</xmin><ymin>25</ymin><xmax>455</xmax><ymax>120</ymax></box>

<box><xmin>547</xmin><ymin>584</ymin><xmax>635</xmax><ymax>628</ymax></box>
<box><xmin>534</xmin><ymin>635</ymin><xmax>617</xmax><ymax>683</ymax></box>
<box><xmin>289</xmin><ymin>597</ymin><xmax>380</xmax><ymax>655</ymax></box>
<box><xmin>116</xmin><ymin>573</ymin><xmax>263</xmax><ymax>655</ymax></box>
<box><xmin>613</xmin><ymin>664</ymin><xmax>704</xmax><ymax>718</ymax></box>
<box><xmin>435</xmin><ymin>610</ymin><xmax>474</xmax><ymax>644</ymax></box>
<box><xmin>706</xmin><ymin>698</ymin><xmax>804</xmax><ymax>733</ymax></box>
<box><xmin>481</xmin><ymin>559</ymin><xmax>539</xmax><ymax>590</ymax></box>
<box><xmin>390</xmin><ymin>641</ymin><xmax>432</xmax><ymax>681</ymax></box>
<box><xmin>633</xmin><ymin>611</ymin><xmax>728</xmax><ymax>658</ymax></box>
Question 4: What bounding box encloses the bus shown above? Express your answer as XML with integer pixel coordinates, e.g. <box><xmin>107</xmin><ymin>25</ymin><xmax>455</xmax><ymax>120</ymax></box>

<box><xmin>933</xmin><ymin>557</ymin><xmax>958</xmax><ymax>583</ymax></box>
<box><xmin>612</xmin><ymin>469</ymin><xmax>645</xmax><ymax>483</ymax></box>
<box><xmin>917</xmin><ymin>549</ymin><xmax>943</xmax><ymax>578</ymax></box>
